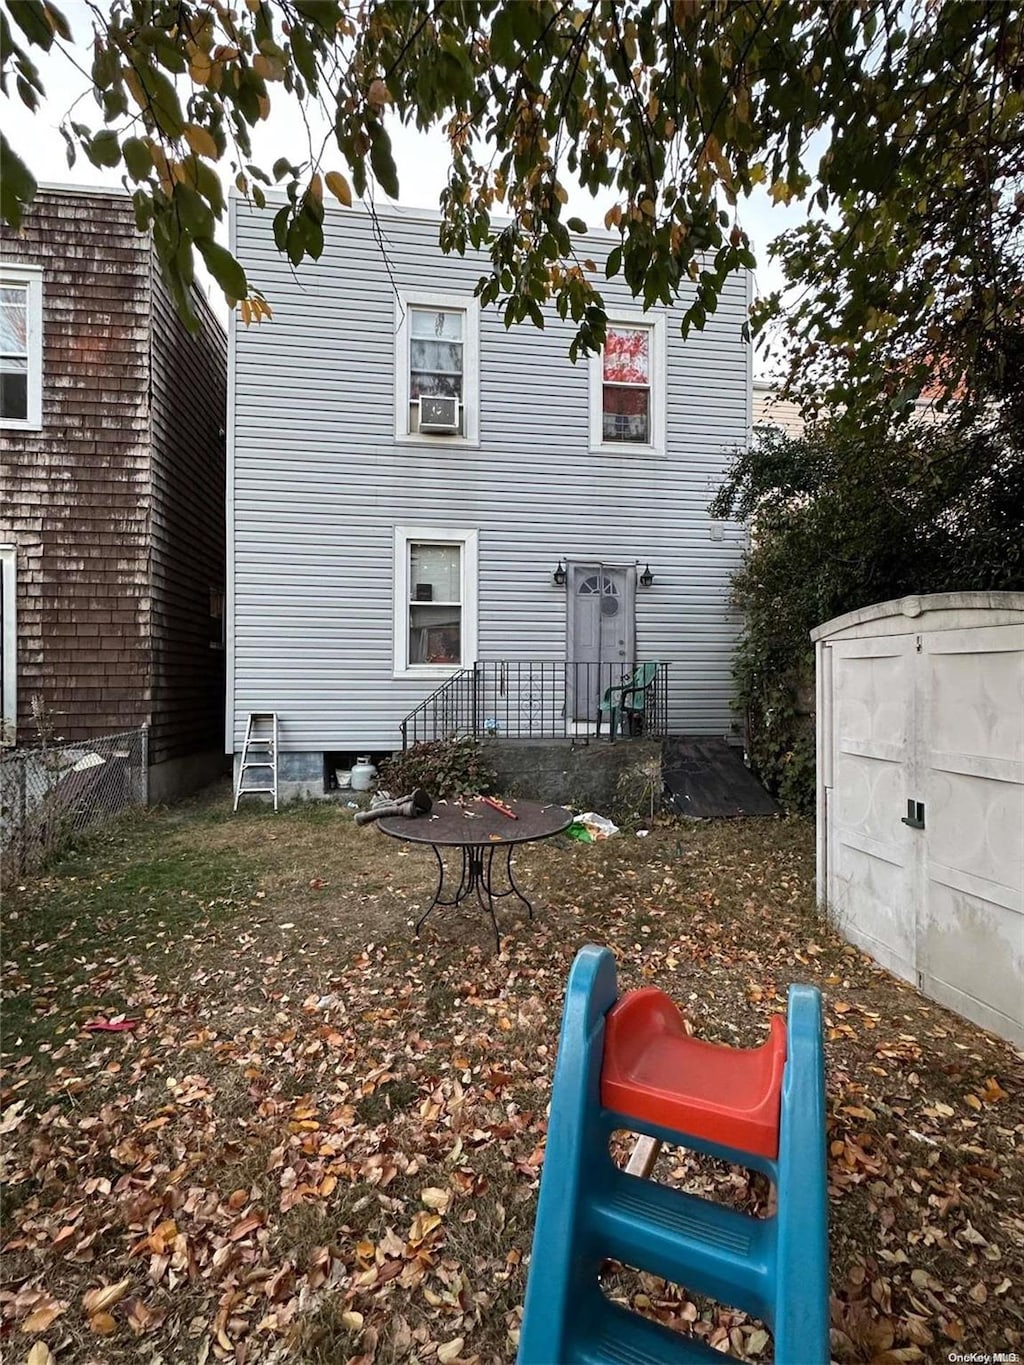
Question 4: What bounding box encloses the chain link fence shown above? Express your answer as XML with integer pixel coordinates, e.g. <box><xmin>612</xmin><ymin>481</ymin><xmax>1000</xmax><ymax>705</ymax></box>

<box><xmin>1</xmin><ymin>727</ymin><xmax>148</xmax><ymax>878</ymax></box>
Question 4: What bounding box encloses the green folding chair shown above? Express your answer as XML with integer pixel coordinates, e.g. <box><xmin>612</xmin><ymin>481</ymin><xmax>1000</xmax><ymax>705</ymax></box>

<box><xmin>596</xmin><ymin>662</ymin><xmax>659</xmax><ymax>740</ymax></box>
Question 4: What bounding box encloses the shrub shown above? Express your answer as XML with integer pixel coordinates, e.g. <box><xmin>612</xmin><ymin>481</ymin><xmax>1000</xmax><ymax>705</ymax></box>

<box><xmin>378</xmin><ymin>738</ymin><xmax>497</xmax><ymax>799</ymax></box>
<box><xmin>712</xmin><ymin>402</ymin><xmax>1024</xmax><ymax>816</ymax></box>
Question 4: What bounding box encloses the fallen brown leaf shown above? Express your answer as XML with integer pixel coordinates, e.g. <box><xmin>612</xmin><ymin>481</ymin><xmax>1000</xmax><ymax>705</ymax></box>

<box><xmin>20</xmin><ymin>1302</ymin><xmax>65</xmax><ymax>1335</ymax></box>
<box><xmin>82</xmin><ymin>1278</ymin><xmax>132</xmax><ymax>1316</ymax></box>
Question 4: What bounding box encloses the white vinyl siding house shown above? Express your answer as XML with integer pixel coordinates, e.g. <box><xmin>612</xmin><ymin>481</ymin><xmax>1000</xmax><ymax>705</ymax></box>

<box><xmin>228</xmin><ymin>200</ymin><xmax>750</xmax><ymax>786</ymax></box>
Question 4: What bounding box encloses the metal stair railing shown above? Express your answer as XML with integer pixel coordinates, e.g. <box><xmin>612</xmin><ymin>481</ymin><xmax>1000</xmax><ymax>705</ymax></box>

<box><xmin>400</xmin><ymin>666</ymin><xmax>481</xmax><ymax>749</ymax></box>
<box><xmin>399</xmin><ymin>662</ymin><xmax>671</xmax><ymax>747</ymax></box>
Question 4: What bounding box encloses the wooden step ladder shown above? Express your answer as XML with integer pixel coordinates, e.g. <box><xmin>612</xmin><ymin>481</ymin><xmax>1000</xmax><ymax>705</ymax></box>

<box><xmin>234</xmin><ymin>712</ymin><xmax>279</xmax><ymax>812</ymax></box>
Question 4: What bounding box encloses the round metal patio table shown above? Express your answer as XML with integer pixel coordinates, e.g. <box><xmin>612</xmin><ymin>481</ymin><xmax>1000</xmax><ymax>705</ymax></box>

<box><xmin>377</xmin><ymin>798</ymin><xmax>573</xmax><ymax>950</ymax></box>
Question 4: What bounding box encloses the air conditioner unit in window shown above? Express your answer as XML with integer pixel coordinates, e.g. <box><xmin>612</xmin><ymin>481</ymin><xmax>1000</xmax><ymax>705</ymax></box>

<box><xmin>418</xmin><ymin>395</ymin><xmax>460</xmax><ymax>433</ymax></box>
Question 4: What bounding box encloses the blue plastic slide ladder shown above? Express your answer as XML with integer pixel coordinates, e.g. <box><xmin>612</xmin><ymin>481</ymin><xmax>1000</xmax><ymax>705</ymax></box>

<box><xmin>518</xmin><ymin>946</ymin><xmax>829</xmax><ymax>1364</ymax></box>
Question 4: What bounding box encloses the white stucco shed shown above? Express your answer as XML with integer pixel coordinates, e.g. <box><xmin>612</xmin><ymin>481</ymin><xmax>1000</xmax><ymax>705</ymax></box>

<box><xmin>813</xmin><ymin>592</ymin><xmax>1024</xmax><ymax>1048</ymax></box>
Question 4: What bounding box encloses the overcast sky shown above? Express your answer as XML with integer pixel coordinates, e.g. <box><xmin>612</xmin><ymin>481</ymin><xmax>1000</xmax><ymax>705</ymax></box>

<box><xmin>2</xmin><ymin>3</ymin><xmax>813</xmax><ymax>377</ymax></box>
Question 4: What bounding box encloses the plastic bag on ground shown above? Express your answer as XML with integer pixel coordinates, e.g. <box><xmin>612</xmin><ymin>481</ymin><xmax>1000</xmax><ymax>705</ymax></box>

<box><xmin>575</xmin><ymin>812</ymin><xmax>620</xmax><ymax>840</ymax></box>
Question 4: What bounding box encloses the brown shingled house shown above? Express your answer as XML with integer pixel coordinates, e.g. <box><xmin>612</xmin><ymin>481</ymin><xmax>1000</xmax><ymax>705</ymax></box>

<box><xmin>0</xmin><ymin>186</ymin><xmax>227</xmax><ymax>800</ymax></box>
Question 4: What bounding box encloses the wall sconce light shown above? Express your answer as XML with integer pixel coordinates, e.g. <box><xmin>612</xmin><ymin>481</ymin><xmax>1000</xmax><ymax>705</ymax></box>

<box><xmin>639</xmin><ymin>563</ymin><xmax>654</xmax><ymax>587</ymax></box>
<box><xmin>553</xmin><ymin>560</ymin><xmax>567</xmax><ymax>586</ymax></box>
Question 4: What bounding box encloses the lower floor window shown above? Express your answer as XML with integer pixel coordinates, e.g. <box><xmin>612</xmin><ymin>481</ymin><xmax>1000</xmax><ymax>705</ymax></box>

<box><xmin>409</xmin><ymin>542</ymin><xmax>462</xmax><ymax>664</ymax></box>
<box><xmin>394</xmin><ymin>526</ymin><xmax>478</xmax><ymax>675</ymax></box>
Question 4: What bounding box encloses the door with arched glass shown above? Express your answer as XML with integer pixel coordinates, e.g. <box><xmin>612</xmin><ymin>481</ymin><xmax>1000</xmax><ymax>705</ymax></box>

<box><xmin>567</xmin><ymin>563</ymin><xmax>636</xmax><ymax>726</ymax></box>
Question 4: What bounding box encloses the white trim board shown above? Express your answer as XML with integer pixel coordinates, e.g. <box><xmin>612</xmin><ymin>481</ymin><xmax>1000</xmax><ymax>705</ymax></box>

<box><xmin>224</xmin><ymin>197</ymin><xmax>238</xmax><ymax>753</ymax></box>
<box><xmin>0</xmin><ymin>545</ymin><xmax>17</xmax><ymax>744</ymax></box>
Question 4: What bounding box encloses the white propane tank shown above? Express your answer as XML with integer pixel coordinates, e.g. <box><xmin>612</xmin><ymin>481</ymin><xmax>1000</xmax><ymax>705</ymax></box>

<box><xmin>350</xmin><ymin>756</ymin><xmax>378</xmax><ymax>791</ymax></box>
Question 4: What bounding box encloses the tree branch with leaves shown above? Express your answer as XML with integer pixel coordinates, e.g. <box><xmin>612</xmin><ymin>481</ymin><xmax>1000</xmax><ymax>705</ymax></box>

<box><xmin>3</xmin><ymin>0</ymin><xmax>1022</xmax><ymax>419</ymax></box>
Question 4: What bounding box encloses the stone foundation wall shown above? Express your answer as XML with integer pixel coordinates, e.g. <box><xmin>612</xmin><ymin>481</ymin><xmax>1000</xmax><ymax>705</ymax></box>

<box><xmin>233</xmin><ymin>740</ymin><xmax>664</xmax><ymax>815</ymax></box>
<box><xmin>485</xmin><ymin>738</ymin><xmax>663</xmax><ymax>815</ymax></box>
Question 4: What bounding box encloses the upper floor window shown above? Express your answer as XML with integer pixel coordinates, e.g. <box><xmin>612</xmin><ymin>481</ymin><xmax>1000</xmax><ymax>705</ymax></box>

<box><xmin>395</xmin><ymin>291</ymin><xmax>480</xmax><ymax>445</ymax></box>
<box><xmin>0</xmin><ymin>266</ymin><xmax>43</xmax><ymax>430</ymax></box>
<box><xmin>589</xmin><ymin>315</ymin><xmax>666</xmax><ymax>453</ymax></box>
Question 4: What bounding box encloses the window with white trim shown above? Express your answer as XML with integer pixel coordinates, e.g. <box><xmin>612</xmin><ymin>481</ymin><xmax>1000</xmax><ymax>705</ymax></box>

<box><xmin>589</xmin><ymin>315</ymin><xmax>666</xmax><ymax>453</ymax></box>
<box><xmin>394</xmin><ymin>527</ymin><xmax>478</xmax><ymax>676</ymax></box>
<box><xmin>395</xmin><ymin>293</ymin><xmax>480</xmax><ymax>444</ymax></box>
<box><xmin>0</xmin><ymin>266</ymin><xmax>43</xmax><ymax>429</ymax></box>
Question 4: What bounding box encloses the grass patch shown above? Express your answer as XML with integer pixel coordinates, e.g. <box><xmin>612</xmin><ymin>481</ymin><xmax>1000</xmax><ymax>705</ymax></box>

<box><xmin>2</xmin><ymin>810</ymin><xmax>253</xmax><ymax>1055</ymax></box>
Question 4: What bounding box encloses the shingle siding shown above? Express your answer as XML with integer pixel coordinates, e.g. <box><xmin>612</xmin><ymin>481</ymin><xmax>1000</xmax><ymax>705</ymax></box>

<box><xmin>229</xmin><ymin>201</ymin><xmax>750</xmax><ymax>753</ymax></box>
<box><xmin>1</xmin><ymin>188</ymin><xmax>226</xmax><ymax>780</ymax></box>
<box><xmin>148</xmin><ymin>271</ymin><xmax>227</xmax><ymax>766</ymax></box>
<box><xmin>1</xmin><ymin>190</ymin><xmax>151</xmax><ymax>744</ymax></box>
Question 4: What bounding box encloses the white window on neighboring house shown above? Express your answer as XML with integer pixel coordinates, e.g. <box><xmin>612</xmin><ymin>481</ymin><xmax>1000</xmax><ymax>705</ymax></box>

<box><xmin>395</xmin><ymin>292</ymin><xmax>480</xmax><ymax>445</ymax></box>
<box><xmin>1</xmin><ymin>546</ymin><xmax>16</xmax><ymax>746</ymax></box>
<box><xmin>589</xmin><ymin>315</ymin><xmax>666</xmax><ymax>453</ymax></box>
<box><xmin>393</xmin><ymin>527</ymin><xmax>478</xmax><ymax>677</ymax></box>
<box><xmin>0</xmin><ymin>265</ymin><xmax>43</xmax><ymax>429</ymax></box>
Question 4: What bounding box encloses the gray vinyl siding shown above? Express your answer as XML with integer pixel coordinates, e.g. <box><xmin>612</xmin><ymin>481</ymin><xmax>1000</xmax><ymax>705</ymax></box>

<box><xmin>229</xmin><ymin>200</ymin><xmax>750</xmax><ymax>752</ymax></box>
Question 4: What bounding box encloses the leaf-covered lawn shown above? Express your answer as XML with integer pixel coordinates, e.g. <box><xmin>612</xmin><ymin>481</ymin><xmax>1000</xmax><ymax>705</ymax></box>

<box><xmin>2</xmin><ymin>788</ymin><xmax>1022</xmax><ymax>1364</ymax></box>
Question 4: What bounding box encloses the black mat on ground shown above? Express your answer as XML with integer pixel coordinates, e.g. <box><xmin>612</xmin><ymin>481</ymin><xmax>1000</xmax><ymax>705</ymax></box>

<box><xmin>662</xmin><ymin>737</ymin><xmax>779</xmax><ymax>819</ymax></box>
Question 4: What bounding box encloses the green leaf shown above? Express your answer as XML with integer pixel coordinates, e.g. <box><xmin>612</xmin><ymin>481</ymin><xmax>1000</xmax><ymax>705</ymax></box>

<box><xmin>290</xmin><ymin>24</ymin><xmax>318</xmax><ymax>87</ymax></box>
<box><xmin>489</xmin><ymin>5</ymin><xmax>518</xmax><ymax>65</ymax></box>
<box><xmin>191</xmin><ymin>156</ymin><xmax>225</xmax><ymax>216</ymax></box>
<box><xmin>172</xmin><ymin>182</ymin><xmax>214</xmax><ymax>238</ymax></box>
<box><xmin>125</xmin><ymin>62</ymin><xmax>185</xmax><ymax>140</ymax></box>
<box><xmin>16</xmin><ymin>73</ymin><xmax>38</xmax><ymax>110</ymax></box>
<box><xmin>122</xmin><ymin>137</ymin><xmax>152</xmax><ymax>180</ymax></box>
<box><xmin>566</xmin><ymin>216</ymin><xmax>588</xmax><ymax>234</ymax></box>
<box><xmin>7</xmin><ymin>0</ymin><xmax>56</xmax><ymax>50</ymax></box>
<box><xmin>44</xmin><ymin>2</ymin><xmax>71</xmax><ymax>41</ymax></box>
<box><xmin>196</xmin><ymin>237</ymin><xmax>248</xmax><ymax>302</ymax></box>
<box><xmin>0</xmin><ymin>131</ymin><xmax>37</xmax><ymax>229</ymax></box>
<box><xmin>273</xmin><ymin>205</ymin><xmax>290</xmax><ymax>252</ymax></box>
<box><xmin>368</xmin><ymin>123</ymin><xmax>399</xmax><ymax>199</ymax></box>
<box><xmin>87</xmin><ymin>129</ymin><xmax>121</xmax><ymax>168</ymax></box>
<box><xmin>286</xmin><ymin>215</ymin><xmax>307</xmax><ymax>266</ymax></box>
<box><xmin>91</xmin><ymin>42</ymin><xmax>119</xmax><ymax>90</ymax></box>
